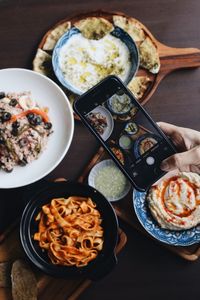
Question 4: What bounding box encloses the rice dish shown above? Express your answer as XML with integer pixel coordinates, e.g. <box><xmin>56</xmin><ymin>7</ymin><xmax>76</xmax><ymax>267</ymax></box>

<box><xmin>0</xmin><ymin>91</ymin><xmax>52</xmax><ymax>172</ymax></box>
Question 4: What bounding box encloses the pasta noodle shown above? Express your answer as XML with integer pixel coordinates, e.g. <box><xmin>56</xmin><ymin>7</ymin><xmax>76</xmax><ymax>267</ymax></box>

<box><xmin>33</xmin><ymin>196</ymin><xmax>104</xmax><ymax>267</ymax></box>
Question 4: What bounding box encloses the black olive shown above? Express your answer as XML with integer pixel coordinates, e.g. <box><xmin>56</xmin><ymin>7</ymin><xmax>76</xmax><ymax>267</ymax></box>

<box><xmin>2</xmin><ymin>112</ymin><xmax>11</xmax><ymax>122</ymax></box>
<box><xmin>9</xmin><ymin>98</ymin><xmax>17</xmax><ymax>106</ymax></box>
<box><xmin>19</xmin><ymin>158</ymin><xmax>27</xmax><ymax>166</ymax></box>
<box><xmin>11</xmin><ymin>128</ymin><xmax>18</xmax><ymax>136</ymax></box>
<box><xmin>12</xmin><ymin>121</ymin><xmax>20</xmax><ymax>129</ymax></box>
<box><xmin>0</xmin><ymin>136</ymin><xmax>5</xmax><ymax>144</ymax></box>
<box><xmin>44</xmin><ymin>122</ymin><xmax>52</xmax><ymax>130</ymax></box>
<box><xmin>0</xmin><ymin>92</ymin><xmax>5</xmax><ymax>99</ymax></box>
<box><xmin>27</xmin><ymin>113</ymin><xmax>35</xmax><ymax>121</ymax></box>
<box><xmin>5</xmin><ymin>168</ymin><xmax>13</xmax><ymax>173</ymax></box>
<box><xmin>29</xmin><ymin>119</ymin><xmax>36</xmax><ymax>126</ymax></box>
<box><xmin>34</xmin><ymin>116</ymin><xmax>42</xmax><ymax>126</ymax></box>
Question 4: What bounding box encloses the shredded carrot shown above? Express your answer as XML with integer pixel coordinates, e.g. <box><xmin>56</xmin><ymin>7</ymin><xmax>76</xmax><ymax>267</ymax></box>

<box><xmin>10</xmin><ymin>109</ymin><xmax>49</xmax><ymax>123</ymax></box>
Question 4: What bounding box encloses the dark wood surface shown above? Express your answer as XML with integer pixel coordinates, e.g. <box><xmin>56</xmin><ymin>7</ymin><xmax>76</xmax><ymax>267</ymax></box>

<box><xmin>0</xmin><ymin>0</ymin><xmax>200</xmax><ymax>299</ymax></box>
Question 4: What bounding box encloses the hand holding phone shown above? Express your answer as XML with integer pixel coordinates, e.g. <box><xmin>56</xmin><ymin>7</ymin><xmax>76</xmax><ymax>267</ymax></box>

<box><xmin>74</xmin><ymin>76</ymin><xmax>177</xmax><ymax>191</ymax></box>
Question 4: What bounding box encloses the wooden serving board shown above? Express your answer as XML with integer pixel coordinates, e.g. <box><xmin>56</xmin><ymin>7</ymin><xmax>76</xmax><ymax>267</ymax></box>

<box><xmin>78</xmin><ymin>147</ymin><xmax>200</xmax><ymax>261</ymax></box>
<box><xmin>33</xmin><ymin>10</ymin><xmax>200</xmax><ymax>119</ymax></box>
<box><xmin>0</xmin><ymin>226</ymin><xmax>126</xmax><ymax>300</ymax></box>
<box><xmin>0</xmin><ymin>178</ymin><xmax>127</xmax><ymax>300</ymax></box>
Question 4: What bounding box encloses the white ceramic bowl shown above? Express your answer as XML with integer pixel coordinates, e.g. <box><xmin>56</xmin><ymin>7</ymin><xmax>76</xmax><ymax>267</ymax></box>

<box><xmin>88</xmin><ymin>159</ymin><xmax>131</xmax><ymax>202</ymax></box>
<box><xmin>0</xmin><ymin>68</ymin><xmax>74</xmax><ymax>188</ymax></box>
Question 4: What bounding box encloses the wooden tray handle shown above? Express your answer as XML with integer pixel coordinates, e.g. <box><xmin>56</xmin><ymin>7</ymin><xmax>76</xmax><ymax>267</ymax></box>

<box><xmin>157</xmin><ymin>42</ymin><xmax>200</xmax><ymax>74</ymax></box>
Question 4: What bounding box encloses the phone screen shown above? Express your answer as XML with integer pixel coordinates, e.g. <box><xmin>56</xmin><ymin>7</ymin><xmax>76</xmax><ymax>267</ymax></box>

<box><xmin>76</xmin><ymin>76</ymin><xmax>176</xmax><ymax>190</ymax></box>
<box><xmin>85</xmin><ymin>88</ymin><xmax>165</xmax><ymax>173</ymax></box>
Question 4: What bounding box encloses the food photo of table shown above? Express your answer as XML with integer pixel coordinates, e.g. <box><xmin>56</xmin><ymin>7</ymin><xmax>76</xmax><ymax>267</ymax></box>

<box><xmin>0</xmin><ymin>0</ymin><xmax>200</xmax><ymax>300</ymax></box>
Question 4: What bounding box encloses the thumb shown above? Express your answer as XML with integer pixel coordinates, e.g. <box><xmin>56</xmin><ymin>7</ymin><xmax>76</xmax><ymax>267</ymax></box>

<box><xmin>160</xmin><ymin>146</ymin><xmax>200</xmax><ymax>172</ymax></box>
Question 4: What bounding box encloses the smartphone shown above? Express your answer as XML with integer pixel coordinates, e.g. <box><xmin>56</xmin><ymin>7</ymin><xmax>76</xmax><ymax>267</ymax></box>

<box><xmin>73</xmin><ymin>76</ymin><xmax>177</xmax><ymax>191</ymax></box>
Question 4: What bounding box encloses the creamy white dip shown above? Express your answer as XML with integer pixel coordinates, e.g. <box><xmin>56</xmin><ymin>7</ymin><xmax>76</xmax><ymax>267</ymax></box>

<box><xmin>59</xmin><ymin>33</ymin><xmax>131</xmax><ymax>93</ymax></box>
<box><xmin>147</xmin><ymin>172</ymin><xmax>200</xmax><ymax>230</ymax></box>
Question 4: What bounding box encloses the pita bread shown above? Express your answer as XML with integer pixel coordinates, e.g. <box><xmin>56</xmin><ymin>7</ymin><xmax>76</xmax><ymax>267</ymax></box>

<box><xmin>43</xmin><ymin>21</ymin><xmax>71</xmax><ymax>50</ymax></box>
<box><xmin>74</xmin><ymin>17</ymin><xmax>113</xmax><ymax>39</ymax></box>
<box><xmin>0</xmin><ymin>262</ymin><xmax>11</xmax><ymax>287</ymax></box>
<box><xmin>113</xmin><ymin>15</ymin><xmax>145</xmax><ymax>43</ymax></box>
<box><xmin>128</xmin><ymin>76</ymin><xmax>151</xmax><ymax>99</ymax></box>
<box><xmin>11</xmin><ymin>260</ymin><xmax>37</xmax><ymax>300</ymax></box>
<box><xmin>33</xmin><ymin>49</ymin><xmax>52</xmax><ymax>76</ymax></box>
<box><xmin>139</xmin><ymin>37</ymin><xmax>160</xmax><ymax>73</ymax></box>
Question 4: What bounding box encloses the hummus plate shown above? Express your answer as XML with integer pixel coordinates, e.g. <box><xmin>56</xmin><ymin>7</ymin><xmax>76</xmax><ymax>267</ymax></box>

<box><xmin>52</xmin><ymin>26</ymin><xmax>139</xmax><ymax>95</ymax></box>
<box><xmin>133</xmin><ymin>171</ymin><xmax>200</xmax><ymax>246</ymax></box>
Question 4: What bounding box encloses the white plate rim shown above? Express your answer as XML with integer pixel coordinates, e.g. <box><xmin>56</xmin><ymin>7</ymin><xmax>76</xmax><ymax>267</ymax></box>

<box><xmin>0</xmin><ymin>68</ymin><xmax>74</xmax><ymax>188</ymax></box>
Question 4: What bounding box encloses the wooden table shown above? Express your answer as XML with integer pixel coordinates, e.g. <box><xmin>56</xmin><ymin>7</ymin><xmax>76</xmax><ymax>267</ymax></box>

<box><xmin>0</xmin><ymin>0</ymin><xmax>200</xmax><ymax>299</ymax></box>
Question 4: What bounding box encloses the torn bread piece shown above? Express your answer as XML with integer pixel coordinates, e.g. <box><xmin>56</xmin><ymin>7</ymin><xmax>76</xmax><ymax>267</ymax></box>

<box><xmin>74</xmin><ymin>17</ymin><xmax>114</xmax><ymax>40</ymax></box>
<box><xmin>43</xmin><ymin>21</ymin><xmax>71</xmax><ymax>50</ymax></box>
<box><xmin>33</xmin><ymin>49</ymin><xmax>52</xmax><ymax>76</ymax></box>
<box><xmin>11</xmin><ymin>259</ymin><xmax>37</xmax><ymax>300</ymax></box>
<box><xmin>113</xmin><ymin>15</ymin><xmax>145</xmax><ymax>43</ymax></box>
<box><xmin>128</xmin><ymin>76</ymin><xmax>151</xmax><ymax>99</ymax></box>
<box><xmin>139</xmin><ymin>37</ymin><xmax>160</xmax><ymax>74</ymax></box>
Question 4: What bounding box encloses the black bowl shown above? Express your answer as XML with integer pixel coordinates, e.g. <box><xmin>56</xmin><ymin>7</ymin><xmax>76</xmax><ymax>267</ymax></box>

<box><xmin>20</xmin><ymin>181</ymin><xmax>119</xmax><ymax>281</ymax></box>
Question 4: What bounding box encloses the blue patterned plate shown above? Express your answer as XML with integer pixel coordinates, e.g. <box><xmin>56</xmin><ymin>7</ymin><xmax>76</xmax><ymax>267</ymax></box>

<box><xmin>133</xmin><ymin>133</ymin><xmax>161</xmax><ymax>159</ymax></box>
<box><xmin>52</xmin><ymin>26</ymin><xmax>139</xmax><ymax>95</ymax></box>
<box><xmin>133</xmin><ymin>190</ymin><xmax>200</xmax><ymax>246</ymax></box>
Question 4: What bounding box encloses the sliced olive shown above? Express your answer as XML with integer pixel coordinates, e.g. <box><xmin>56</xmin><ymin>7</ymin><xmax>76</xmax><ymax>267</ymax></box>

<box><xmin>0</xmin><ymin>136</ymin><xmax>5</xmax><ymax>144</ymax></box>
<box><xmin>0</xmin><ymin>92</ymin><xmax>5</xmax><ymax>99</ymax></box>
<box><xmin>19</xmin><ymin>158</ymin><xmax>27</xmax><ymax>166</ymax></box>
<box><xmin>12</xmin><ymin>121</ymin><xmax>20</xmax><ymax>129</ymax></box>
<box><xmin>27</xmin><ymin>113</ymin><xmax>35</xmax><ymax>121</ymax></box>
<box><xmin>11</xmin><ymin>128</ymin><xmax>18</xmax><ymax>136</ymax></box>
<box><xmin>9</xmin><ymin>98</ymin><xmax>17</xmax><ymax>106</ymax></box>
<box><xmin>34</xmin><ymin>116</ymin><xmax>42</xmax><ymax>125</ymax></box>
<box><xmin>44</xmin><ymin>122</ymin><xmax>52</xmax><ymax>130</ymax></box>
<box><xmin>29</xmin><ymin>119</ymin><xmax>36</xmax><ymax>125</ymax></box>
<box><xmin>2</xmin><ymin>112</ymin><xmax>11</xmax><ymax>122</ymax></box>
<box><xmin>5</xmin><ymin>168</ymin><xmax>13</xmax><ymax>173</ymax></box>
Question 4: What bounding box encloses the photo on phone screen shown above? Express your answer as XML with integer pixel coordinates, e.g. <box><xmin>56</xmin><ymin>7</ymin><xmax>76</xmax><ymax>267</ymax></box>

<box><xmin>86</xmin><ymin>89</ymin><xmax>163</xmax><ymax>167</ymax></box>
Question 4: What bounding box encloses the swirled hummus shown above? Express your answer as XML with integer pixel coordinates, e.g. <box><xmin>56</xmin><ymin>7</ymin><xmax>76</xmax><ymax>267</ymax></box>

<box><xmin>147</xmin><ymin>172</ymin><xmax>200</xmax><ymax>230</ymax></box>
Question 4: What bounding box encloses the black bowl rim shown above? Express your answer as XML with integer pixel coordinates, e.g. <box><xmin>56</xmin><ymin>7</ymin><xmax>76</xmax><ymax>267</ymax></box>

<box><xmin>20</xmin><ymin>180</ymin><xmax>119</xmax><ymax>278</ymax></box>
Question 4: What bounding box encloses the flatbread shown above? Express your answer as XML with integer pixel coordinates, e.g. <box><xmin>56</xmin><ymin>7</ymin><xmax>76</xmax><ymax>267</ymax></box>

<box><xmin>74</xmin><ymin>17</ymin><xmax>114</xmax><ymax>39</ymax></box>
<box><xmin>0</xmin><ymin>262</ymin><xmax>11</xmax><ymax>287</ymax></box>
<box><xmin>43</xmin><ymin>21</ymin><xmax>71</xmax><ymax>50</ymax></box>
<box><xmin>113</xmin><ymin>15</ymin><xmax>145</xmax><ymax>43</ymax></box>
<box><xmin>128</xmin><ymin>76</ymin><xmax>151</xmax><ymax>99</ymax></box>
<box><xmin>33</xmin><ymin>49</ymin><xmax>52</xmax><ymax>76</ymax></box>
<box><xmin>139</xmin><ymin>37</ymin><xmax>160</xmax><ymax>74</ymax></box>
<box><xmin>11</xmin><ymin>259</ymin><xmax>37</xmax><ymax>300</ymax></box>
